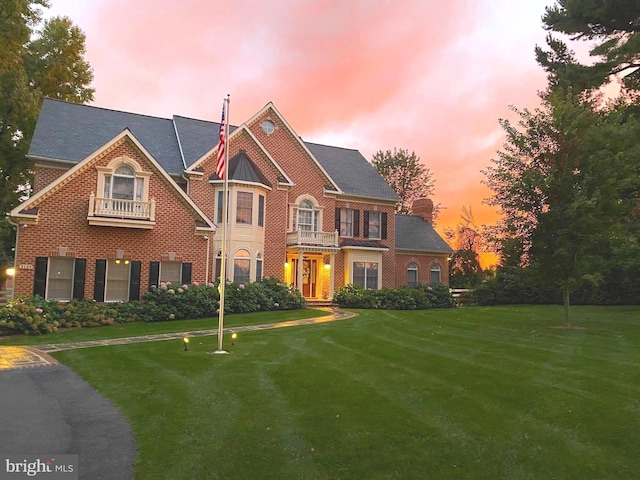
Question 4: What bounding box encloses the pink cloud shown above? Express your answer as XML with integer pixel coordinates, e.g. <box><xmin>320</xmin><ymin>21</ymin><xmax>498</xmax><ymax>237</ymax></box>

<box><xmin>51</xmin><ymin>0</ymin><xmax>551</xmax><ymax>250</ymax></box>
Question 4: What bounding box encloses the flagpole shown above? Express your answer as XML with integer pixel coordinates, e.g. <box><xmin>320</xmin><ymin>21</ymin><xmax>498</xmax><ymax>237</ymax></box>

<box><xmin>215</xmin><ymin>94</ymin><xmax>230</xmax><ymax>354</ymax></box>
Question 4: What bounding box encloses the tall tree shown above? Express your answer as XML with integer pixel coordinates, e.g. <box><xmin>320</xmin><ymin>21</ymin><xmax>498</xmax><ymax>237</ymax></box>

<box><xmin>483</xmin><ymin>89</ymin><xmax>640</xmax><ymax>324</ymax></box>
<box><xmin>0</xmin><ymin>3</ymin><xmax>94</xmax><ymax>279</ymax></box>
<box><xmin>371</xmin><ymin>148</ymin><xmax>438</xmax><ymax>216</ymax></box>
<box><xmin>445</xmin><ymin>206</ymin><xmax>484</xmax><ymax>288</ymax></box>
<box><xmin>536</xmin><ymin>0</ymin><xmax>640</xmax><ymax>93</ymax></box>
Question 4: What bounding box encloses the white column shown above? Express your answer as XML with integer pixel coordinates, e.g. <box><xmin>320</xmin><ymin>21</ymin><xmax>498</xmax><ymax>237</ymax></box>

<box><xmin>297</xmin><ymin>250</ymin><xmax>304</xmax><ymax>295</ymax></box>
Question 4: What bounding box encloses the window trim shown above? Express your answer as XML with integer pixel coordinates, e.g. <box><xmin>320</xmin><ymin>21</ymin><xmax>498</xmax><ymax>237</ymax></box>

<box><xmin>407</xmin><ymin>262</ymin><xmax>418</xmax><ymax>286</ymax></box>
<box><xmin>430</xmin><ymin>263</ymin><xmax>442</xmax><ymax>283</ymax></box>
<box><xmin>236</xmin><ymin>191</ymin><xmax>253</xmax><ymax>225</ymax></box>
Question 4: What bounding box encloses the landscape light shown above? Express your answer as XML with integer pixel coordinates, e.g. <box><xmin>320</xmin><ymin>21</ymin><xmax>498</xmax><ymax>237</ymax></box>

<box><xmin>231</xmin><ymin>332</ymin><xmax>237</xmax><ymax>345</ymax></box>
<box><xmin>183</xmin><ymin>337</ymin><xmax>189</xmax><ymax>351</ymax></box>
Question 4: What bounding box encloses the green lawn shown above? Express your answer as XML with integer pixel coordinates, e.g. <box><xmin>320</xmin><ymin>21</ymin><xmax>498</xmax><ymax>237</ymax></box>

<box><xmin>0</xmin><ymin>308</ymin><xmax>329</xmax><ymax>346</ymax></box>
<box><xmin>52</xmin><ymin>305</ymin><xmax>640</xmax><ymax>480</ymax></box>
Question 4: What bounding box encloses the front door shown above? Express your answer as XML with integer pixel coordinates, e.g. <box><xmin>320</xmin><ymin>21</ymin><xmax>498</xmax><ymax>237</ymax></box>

<box><xmin>301</xmin><ymin>259</ymin><xmax>316</xmax><ymax>298</ymax></box>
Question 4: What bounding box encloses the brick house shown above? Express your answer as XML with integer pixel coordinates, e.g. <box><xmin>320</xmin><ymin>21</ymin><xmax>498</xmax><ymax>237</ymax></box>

<box><xmin>8</xmin><ymin>98</ymin><xmax>452</xmax><ymax>302</ymax></box>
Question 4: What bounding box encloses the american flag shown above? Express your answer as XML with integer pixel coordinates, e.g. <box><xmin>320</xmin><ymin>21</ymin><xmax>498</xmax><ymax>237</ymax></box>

<box><xmin>216</xmin><ymin>103</ymin><xmax>226</xmax><ymax>179</ymax></box>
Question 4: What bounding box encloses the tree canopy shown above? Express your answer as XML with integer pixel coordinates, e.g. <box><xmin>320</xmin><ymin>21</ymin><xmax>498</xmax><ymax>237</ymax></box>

<box><xmin>0</xmin><ymin>1</ymin><xmax>94</xmax><ymax>276</ymax></box>
<box><xmin>536</xmin><ymin>0</ymin><xmax>640</xmax><ymax>93</ymax></box>
<box><xmin>371</xmin><ymin>148</ymin><xmax>439</xmax><ymax>217</ymax></box>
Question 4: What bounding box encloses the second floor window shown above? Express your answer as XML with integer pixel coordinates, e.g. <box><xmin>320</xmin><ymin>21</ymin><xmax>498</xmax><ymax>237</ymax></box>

<box><xmin>337</xmin><ymin>208</ymin><xmax>359</xmax><ymax>237</ymax></box>
<box><xmin>236</xmin><ymin>192</ymin><xmax>253</xmax><ymax>225</ymax></box>
<box><xmin>104</xmin><ymin>165</ymin><xmax>143</xmax><ymax>201</ymax></box>
<box><xmin>297</xmin><ymin>200</ymin><xmax>318</xmax><ymax>231</ymax></box>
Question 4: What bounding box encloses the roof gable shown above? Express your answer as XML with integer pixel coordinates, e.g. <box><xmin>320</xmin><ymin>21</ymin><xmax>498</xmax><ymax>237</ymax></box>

<box><xmin>14</xmin><ymin>129</ymin><xmax>214</xmax><ymax>230</ymax></box>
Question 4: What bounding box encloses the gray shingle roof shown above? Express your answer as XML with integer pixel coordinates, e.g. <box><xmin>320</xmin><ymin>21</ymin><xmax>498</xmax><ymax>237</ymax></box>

<box><xmin>395</xmin><ymin>215</ymin><xmax>453</xmax><ymax>253</ymax></box>
<box><xmin>305</xmin><ymin>142</ymin><xmax>400</xmax><ymax>201</ymax></box>
<box><xmin>30</xmin><ymin>99</ymin><xmax>399</xmax><ymax>202</ymax></box>
<box><xmin>29</xmin><ymin>98</ymin><xmax>185</xmax><ymax>175</ymax></box>
<box><xmin>208</xmin><ymin>151</ymin><xmax>271</xmax><ymax>187</ymax></box>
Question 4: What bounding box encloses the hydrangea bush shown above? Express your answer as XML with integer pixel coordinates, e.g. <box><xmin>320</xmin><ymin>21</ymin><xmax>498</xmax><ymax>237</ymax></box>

<box><xmin>0</xmin><ymin>277</ymin><xmax>305</xmax><ymax>336</ymax></box>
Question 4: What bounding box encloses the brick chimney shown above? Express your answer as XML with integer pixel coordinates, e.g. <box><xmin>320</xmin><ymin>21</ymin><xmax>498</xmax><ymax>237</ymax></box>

<box><xmin>412</xmin><ymin>198</ymin><xmax>433</xmax><ymax>225</ymax></box>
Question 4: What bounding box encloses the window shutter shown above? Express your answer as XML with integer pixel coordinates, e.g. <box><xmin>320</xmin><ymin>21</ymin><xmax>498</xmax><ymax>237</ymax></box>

<box><xmin>381</xmin><ymin>212</ymin><xmax>388</xmax><ymax>240</ymax></box>
<box><xmin>335</xmin><ymin>208</ymin><xmax>340</xmax><ymax>233</ymax></box>
<box><xmin>353</xmin><ymin>210</ymin><xmax>360</xmax><ymax>237</ymax></box>
<box><xmin>363</xmin><ymin>211</ymin><xmax>370</xmax><ymax>238</ymax></box>
<box><xmin>129</xmin><ymin>261</ymin><xmax>141</xmax><ymax>301</ymax></box>
<box><xmin>181</xmin><ymin>262</ymin><xmax>192</xmax><ymax>285</ymax></box>
<box><xmin>72</xmin><ymin>258</ymin><xmax>86</xmax><ymax>300</ymax></box>
<box><xmin>149</xmin><ymin>261</ymin><xmax>160</xmax><ymax>289</ymax></box>
<box><xmin>33</xmin><ymin>257</ymin><xmax>48</xmax><ymax>298</ymax></box>
<box><xmin>94</xmin><ymin>260</ymin><xmax>107</xmax><ymax>302</ymax></box>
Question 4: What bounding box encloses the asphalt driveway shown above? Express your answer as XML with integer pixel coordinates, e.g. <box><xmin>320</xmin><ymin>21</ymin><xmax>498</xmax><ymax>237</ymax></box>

<box><xmin>0</xmin><ymin>361</ymin><xmax>135</xmax><ymax>480</ymax></box>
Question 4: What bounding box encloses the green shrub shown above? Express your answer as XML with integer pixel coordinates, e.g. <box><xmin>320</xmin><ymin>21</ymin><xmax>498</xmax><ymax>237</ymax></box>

<box><xmin>333</xmin><ymin>283</ymin><xmax>454</xmax><ymax>310</ymax></box>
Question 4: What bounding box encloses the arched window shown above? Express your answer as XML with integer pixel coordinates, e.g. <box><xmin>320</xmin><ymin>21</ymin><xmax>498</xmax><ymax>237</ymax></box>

<box><xmin>407</xmin><ymin>262</ymin><xmax>418</xmax><ymax>286</ymax></box>
<box><xmin>234</xmin><ymin>249</ymin><xmax>251</xmax><ymax>283</ymax></box>
<box><xmin>296</xmin><ymin>199</ymin><xmax>319</xmax><ymax>231</ymax></box>
<box><xmin>104</xmin><ymin>165</ymin><xmax>143</xmax><ymax>201</ymax></box>
<box><xmin>430</xmin><ymin>263</ymin><xmax>441</xmax><ymax>283</ymax></box>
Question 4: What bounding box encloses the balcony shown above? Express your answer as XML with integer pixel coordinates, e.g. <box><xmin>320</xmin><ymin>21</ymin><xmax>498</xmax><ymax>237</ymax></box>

<box><xmin>87</xmin><ymin>193</ymin><xmax>156</xmax><ymax>229</ymax></box>
<box><xmin>286</xmin><ymin>230</ymin><xmax>338</xmax><ymax>248</ymax></box>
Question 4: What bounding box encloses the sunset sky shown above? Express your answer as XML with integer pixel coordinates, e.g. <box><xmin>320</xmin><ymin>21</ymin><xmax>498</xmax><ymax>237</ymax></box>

<box><xmin>46</xmin><ymin>0</ymin><xmax>557</xmax><ymax>264</ymax></box>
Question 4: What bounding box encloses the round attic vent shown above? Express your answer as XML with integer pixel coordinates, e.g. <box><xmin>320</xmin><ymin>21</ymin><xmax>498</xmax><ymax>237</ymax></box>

<box><xmin>261</xmin><ymin>120</ymin><xmax>275</xmax><ymax>134</ymax></box>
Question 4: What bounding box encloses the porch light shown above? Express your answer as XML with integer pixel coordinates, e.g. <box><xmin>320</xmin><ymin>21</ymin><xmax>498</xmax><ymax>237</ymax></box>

<box><xmin>324</xmin><ymin>264</ymin><xmax>331</xmax><ymax>270</ymax></box>
<box><xmin>115</xmin><ymin>259</ymin><xmax>121</xmax><ymax>264</ymax></box>
<box><xmin>183</xmin><ymin>337</ymin><xmax>189</xmax><ymax>351</ymax></box>
<box><xmin>6</xmin><ymin>267</ymin><xmax>15</xmax><ymax>276</ymax></box>
<box><xmin>124</xmin><ymin>260</ymin><xmax>130</xmax><ymax>265</ymax></box>
<box><xmin>284</xmin><ymin>262</ymin><xmax>289</xmax><ymax>268</ymax></box>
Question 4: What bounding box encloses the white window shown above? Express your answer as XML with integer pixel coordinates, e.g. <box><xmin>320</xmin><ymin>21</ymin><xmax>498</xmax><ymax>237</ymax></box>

<box><xmin>160</xmin><ymin>261</ymin><xmax>181</xmax><ymax>285</ymax></box>
<box><xmin>95</xmin><ymin>158</ymin><xmax>151</xmax><ymax>220</ymax></box>
<box><xmin>407</xmin><ymin>262</ymin><xmax>418</xmax><ymax>286</ymax></box>
<box><xmin>353</xmin><ymin>262</ymin><xmax>378</xmax><ymax>290</ymax></box>
<box><xmin>430</xmin><ymin>264</ymin><xmax>442</xmax><ymax>283</ymax></box>
<box><xmin>340</xmin><ymin>208</ymin><xmax>354</xmax><ymax>237</ymax></box>
<box><xmin>47</xmin><ymin>257</ymin><xmax>74</xmax><ymax>301</ymax></box>
<box><xmin>297</xmin><ymin>200</ymin><xmax>318</xmax><ymax>231</ymax></box>
<box><xmin>234</xmin><ymin>249</ymin><xmax>251</xmax><ymax>283</ymax></box>
<box><xmin>104</xmin><ymin>165</ymin><xmax>143</xmax><ymax>201</ymax></box>
<box><xmin>236</xmin><ymin>192</ymin><xmax>253</xmax><ymax>225</ymax></box>
<box><xmin>367</xmin><ymin>211</ymin><xmax>381</xmax><ymax>240</ymax></box>
<box><xmin>105</xmin><ymin>259</ymin><xmax>130</xmax><ymax>301</ymax></box>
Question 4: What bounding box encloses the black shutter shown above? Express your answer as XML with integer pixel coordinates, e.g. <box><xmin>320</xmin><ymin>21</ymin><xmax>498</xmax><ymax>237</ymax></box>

<box><xmin>381</xmin><ymin>212</ymin><xmax>388</xmax><ymax>240</ymax></box>
<box><xmin>94</xmin><ymin>259</ymin><xmax>106</xmax><ymax>302</ymax></box>
<box><xmin>149</xmin><ymin>261</ymin><xmax>160</xmax><ymax>289</ymax></box>
<box><xmin>335</xmin><ymin>208</ymin><xmax>340</xmax><ymax>233</ymax></box>
<box><xmin>353</xmin><ymin>210</ymin><xmax>360</xmax><ymax>237</ymax></box>
<box><xmin>72</xmin><ymin>258</ymin><xmax>86</xmax><ymax>300</ymax></box>
<box><xmin>33</xmin><ymin>257</ymin><xmax>48</xmax><ymax>298</ymax></box>
<box><xmin>363</xmin><ymin>211</ymin><xmax>370</xmax><ymax>238</ymax></box>
<box><xmin>181</xmin><ymin>262</ymin><xmax>192</xmax><ymax>285</ymax></box>
<box><xmin>129</xmin><ymin>261</ymin><xmax>141</xmax><ymax>301</ymax></box>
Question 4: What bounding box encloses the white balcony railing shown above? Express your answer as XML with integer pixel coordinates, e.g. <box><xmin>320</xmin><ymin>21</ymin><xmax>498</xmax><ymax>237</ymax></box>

<box><xmin>286</xmin><ymin>230</ymin><xmax>338</xmax><ymax>247</ymax></box>
<box><xmin>89</xmin><ymin>193</ymin><xmax>155</xmax><ymax>221</ymax></box>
